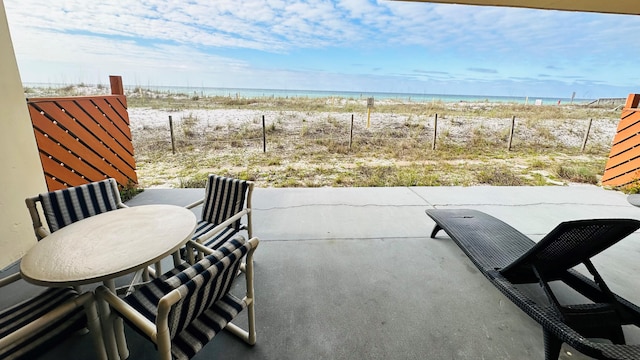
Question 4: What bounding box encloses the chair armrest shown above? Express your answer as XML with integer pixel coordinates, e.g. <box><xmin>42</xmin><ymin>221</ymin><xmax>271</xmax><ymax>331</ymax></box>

<box><xmin>0</xmin><ymin>272</ymin><xmax>22</xmax><ymax>287</ymax></box>
<box><xmin>95</xmin><ymin>286</ymin><xmax>158</xmax><ymax>340</ymax></box>
<box><xmin>186</xmin><ymin>240</ymin><xmax>217</xmax><ymax>256</ymax></box>
<box><xmin>194</xmin><ymin>209</ymin><xmax>250</xmax><ymax>244</ymax></box>
<box><xmin>184</xmin><ymin>198</ymin><xmax>204</xmax><ymax>210</ymax></box>
<box><xmin>35</xmin><ymin>226</ymin><xmax>51</xmax><ymax>239</ymax></box>
<box><xmin>0</xmin><ymin>291</ymin><xmax>95</xmax><ymax>349</ymax></box>
<box><xmin>25</xmin><ymin>196</ymin><xmax>50</xmax><ymax>240</ymax></box>
<box><xmin>185</xmin><ymin>238</ymin><xmax>239</xmax><ymax>265</ymax></box>
<box><xmin>242</xmin><ymin>237</ymin><xmax>259</xmax><ymax>305</ymax></box>
<box><xmin>189</xmin><ymin>236</ymin><xmax>258</xmax><ymax>265</ymax></box>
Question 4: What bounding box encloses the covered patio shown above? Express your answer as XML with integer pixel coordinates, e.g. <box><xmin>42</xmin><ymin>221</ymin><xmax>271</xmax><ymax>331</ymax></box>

<box><xmin>6</xmin><ymin>184</ymin><xmax>638</xmax><ymax>360</ymax></box>
<box><xmin>2</xmin><ymin>1</ymin><xmax>640</xmax><ymax>359</ymax></box>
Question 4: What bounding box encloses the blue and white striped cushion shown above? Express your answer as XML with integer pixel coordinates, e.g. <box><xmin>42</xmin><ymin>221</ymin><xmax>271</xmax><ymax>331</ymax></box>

<box><xmin>192</xmin><ymin>220</ymin><xmax>241</xmax><ymax>250</ymax></box>
<box><xmin>123</xmin><ymin>285</ymin><xmax>245</xmax><ymax>360</ymax></box>
<box><xmin>201</xmin><ymin>175</ymin><xmax>248</xmax><ymax>230</ymax></box>
<box><xmin>39</xmin><ymin>179</ymin><xmax>119</xmax><ymax>232</ymax></box>
<box><xmin>0</xmin><ymin>287</ymin><xmax>86</xmax><ymax>359</ymax></box>
<box><xmin>171</xmin><ymin>295</ymin><xmax>246</xmax><ymax>360</ymax></box>
<box><xmin>165</xmin><ymin>237</ymin><xmax>246</xmax><ymax>283</ymax></box>
<box><xmin>167</xmin><ymin>245</ymin><xmax>248</xmax><ymax>359</ymax></box>
<box><xmin>125</xmin><ymin>238</ymin><xmax>246</xmax><ymax>319</ymax></box>
<box><xmin>122</xmin><ymin>240</ymin><xmax>249</xmax><ymax>360</ymax></box>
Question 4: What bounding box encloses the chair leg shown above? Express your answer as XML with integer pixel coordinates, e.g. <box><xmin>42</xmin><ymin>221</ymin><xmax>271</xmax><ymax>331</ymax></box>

<box><xmin>172</xmin><ymin>251</ymin><xmax>182</xmax><ymax>267</ymax></box>
<box><xmin>102</xmin><ymin>279</ymin><xmax>130</xmax><ymax>360</ymax></box>
<box><xmin>610</xmin><ymin>327</ymin><xmax>626</xmax><ymax>345</ymax></box>
<box><xmin>246</xmin><ymin>244</ymin><xmax>256</xmax><ymax>345</ymax></box>
<box><xmin>157</xmin><ymin>327</ymin><xmax>172</xmax><ymax>360</ymax></box>
<box><xmin>430</xmin><ymin>224</ymin><xmax>443</xmax><ymax>238</ymax></box>
<box><xmin>142</xmin><ymin>267</ymin><xmax>150</xmax><ymax>282</ymax></box>
<box><xmin>246</xmin><ymin>298</ymin><xmax>256</xmax><ymax>345</ymax></box>
<box><xmin>154</xmin><ymin>262</ymin><xmax>162</xmax><ymax>278</ymax></box>
<box><xmin>81</xmin><ymin>293</ymin><xmax>108</xmax><ymax>360</ymax></box>
<box><xmin>543</xmin><ymin>329</ymin><xmax>562</xmax><ymax>360</ymax></box>
<box><xmin>186</xmin><ymin>245</ymin><xmax>196</xmax><ymax>265</ymax></box>
<box><xmin>96</xmin><ymin>292</ymin><xmax>121</xmax><ymax>359</ymax></box>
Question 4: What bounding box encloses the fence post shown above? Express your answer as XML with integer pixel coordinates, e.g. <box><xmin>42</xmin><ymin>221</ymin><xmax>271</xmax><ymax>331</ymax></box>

<box><xmin>262</xmin><ymin>115</ymin><xmax>266</xmax><ymax>153</ymax></box>
<box><xmin>349</xmin><ymin>114</ymin><xmax>354</xmax><ymax>151</ymax></box>
<box><xmin>508</xmin><ymin>116</ymin><xmax>515</xmax><ymax>151</ymax></box>
<box><xmin>169</xmin><ymin>116</ymin><xmax>176</xmax><ymax>154</ymax></box>
<box><xmin>581</xmin><ymin>118</ymin><xmax>593</xmax><ymax>153</ymax></box>
<box><xmin>109</xmin><ymin>75</ymin><xmax>124</xmax><ymax>95</ymax></box>
<box><xmin>625</xmin><ymin>94</ymin><xmax>640</xmax><ymax>109</ymax></box>
<box><xmin>432</xmin><ymin>113</ymin><xmax>438</xmax><ymax>150</ymax></box>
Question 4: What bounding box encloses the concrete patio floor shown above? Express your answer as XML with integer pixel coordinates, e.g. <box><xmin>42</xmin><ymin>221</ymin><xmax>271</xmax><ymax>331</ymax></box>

<box><xmin>17</xmin><ymin>185</ymin><xmax>640</xmax><ymax>359</ymax></box>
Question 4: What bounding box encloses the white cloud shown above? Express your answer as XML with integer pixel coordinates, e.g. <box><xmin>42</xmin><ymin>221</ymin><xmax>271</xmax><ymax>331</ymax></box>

<box><xmin>7</xmin><ymin>0</ymin><xmax>637</xmax><ymax>55</ymax></box>
<box><xmin>4</xmin><ymin>0</ymin><xmax>640</xmax><ymax>97</ymax></box>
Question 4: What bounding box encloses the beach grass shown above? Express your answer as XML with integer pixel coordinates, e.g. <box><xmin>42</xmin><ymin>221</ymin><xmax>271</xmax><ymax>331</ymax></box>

<box><xmin>127</xmin><ymin>90</ymin><xmax>618</xmax><ymax>188</ymax></box>
<box><xmin>126</xmin><ymin>90</ymin><xmax>614</xmax><ymax>121</ymax></box>
<box><xmin>26</xmin><ymin>85</ymin><xmax>621</xmax><ymax>189</ymax></box>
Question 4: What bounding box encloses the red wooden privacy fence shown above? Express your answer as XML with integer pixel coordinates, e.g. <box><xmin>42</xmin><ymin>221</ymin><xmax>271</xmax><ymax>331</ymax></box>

<box><xmin>602</xmin><ymin>94</ymin><xmax>640</xmax><ymax>187</ymax></box>
<box><xmin>27</xmin><ymin>76</ymin><xmax>137</xmax><ymax>191</ymax></box>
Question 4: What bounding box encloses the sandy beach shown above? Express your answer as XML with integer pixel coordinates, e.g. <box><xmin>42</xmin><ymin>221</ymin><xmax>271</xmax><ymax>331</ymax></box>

<box><xmin>125</xmin><ymin>98</ymin><xmax>620</xmax><ymax>189</ymax></box>
<box><xmin>127</xmin><ymin>105</ymin><xmax>618</xmax><ymax>149</ymax></box>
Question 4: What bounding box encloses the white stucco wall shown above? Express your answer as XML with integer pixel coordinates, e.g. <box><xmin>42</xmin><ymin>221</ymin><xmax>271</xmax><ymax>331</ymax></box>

<box><xmin>0</xmin><ymin>0</ymin><xmax>47</xmax><ymax>268</ymax></box>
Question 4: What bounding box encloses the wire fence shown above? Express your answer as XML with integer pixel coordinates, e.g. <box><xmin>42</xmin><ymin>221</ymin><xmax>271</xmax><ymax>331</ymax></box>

<box><xmin>131</xmin><ymin>110</ymin><xmax>617</xmax><ymax>156</ymax></box>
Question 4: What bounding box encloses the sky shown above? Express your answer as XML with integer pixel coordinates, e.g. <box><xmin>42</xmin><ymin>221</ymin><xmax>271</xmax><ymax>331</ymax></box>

<box><xmin>4</xmin><ymin>0</ymin><xmax>640</xmax><ymax>99</ymax></box>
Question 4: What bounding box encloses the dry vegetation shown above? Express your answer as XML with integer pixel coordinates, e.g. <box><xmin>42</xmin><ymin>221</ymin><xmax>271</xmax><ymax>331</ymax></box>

<box><xmin>25</xmin><ymin>84</ymin><xmax>622</xmax><ymax>189</ymax></box>
<box><xmin>124</xmin><ymin>89</ymin><xmax>620</xmax><ymax>189</ymax></box>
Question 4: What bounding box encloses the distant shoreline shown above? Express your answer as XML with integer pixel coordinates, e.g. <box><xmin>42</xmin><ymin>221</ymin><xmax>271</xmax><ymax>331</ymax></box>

<box><xmin>22</xmin><ymin>82</ymin><xmax>600</xmax><ymax>105</ymax></box>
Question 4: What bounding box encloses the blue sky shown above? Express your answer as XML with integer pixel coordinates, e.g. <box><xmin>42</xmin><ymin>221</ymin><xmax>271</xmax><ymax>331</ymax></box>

<box><xmin>4</xmin><ymin>0</ymin><xmax>640</xmax><ymax>99</ymax></box>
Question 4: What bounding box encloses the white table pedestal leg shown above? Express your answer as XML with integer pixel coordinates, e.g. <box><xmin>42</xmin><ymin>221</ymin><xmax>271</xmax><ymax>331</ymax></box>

<box><xmin>98</xmin><ymin>280</ymin><xmax>120</xmax><ymax>360</ymax></box>
<box><xmin>105</xmin><ymin>279</ymin><xmax>130</xmax><ymax>359</ymax></box>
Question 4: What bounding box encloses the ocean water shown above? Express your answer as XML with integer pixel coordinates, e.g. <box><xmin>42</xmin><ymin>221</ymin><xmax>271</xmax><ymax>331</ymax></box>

<box><xmin>25</xmin><ymin>82</ymin><xmax>594</xmax><ymax>105</ymax></box>
<box><xmin>127</xmin><ymin>85</ymin><xmax>594</xmax><ymax>105</ymax></box>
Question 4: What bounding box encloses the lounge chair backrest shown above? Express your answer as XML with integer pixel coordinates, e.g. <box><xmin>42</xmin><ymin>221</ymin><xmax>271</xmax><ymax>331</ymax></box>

<box><xmin>38</xmin><ymin>178</ymin><xmax>121</xmax><ymax>233</ymax></box>
<box><xmin>165</xmin><ymin>242</ymin><xmax>248</xmax><ymax>339</ymax></box>
<box><xmin>500</xmin><ymin>219</ymin><xmax>640</xmax><ymax>280</ymax></box>
<box><xmin>201</xmin><ymin>174</ymin><xmax>248</xmax><ymax>229</ymax></box>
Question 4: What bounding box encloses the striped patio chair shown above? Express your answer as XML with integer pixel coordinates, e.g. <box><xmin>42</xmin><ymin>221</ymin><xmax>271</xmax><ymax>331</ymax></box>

<box><xmin>0</xmin><ymin>272</ymin><xmax>106</xmax><ymax>359</ymax></box>
<box><xmin>25</xmin><ymin>178</ymin><xmax>127</xmax><ymax>239</ymax></box>
<box><xmin>96</xmin><ymin>236</ymin><xmax>259</xmax><ymax>360</ymax></box>
<box><xmin>25</xmin><ymin>178</ymin><xmax>163</xmax><ymax>282</ymax></box>
<box><xmin>184</xmin><ymin>174</ymin><xmax>253</xmax><ymax>262</ymax></box>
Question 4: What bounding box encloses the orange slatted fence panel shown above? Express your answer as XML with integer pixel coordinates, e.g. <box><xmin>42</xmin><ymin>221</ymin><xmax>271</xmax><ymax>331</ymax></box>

<box><xmin>27</xmin><ymin>76</ymin><xmax>138</xmax><ymax>191</ymax></box>
<box><xmin>602</xmin><ymin>94</ymin><xmax>640</xmax><ymax>187</ymax></box>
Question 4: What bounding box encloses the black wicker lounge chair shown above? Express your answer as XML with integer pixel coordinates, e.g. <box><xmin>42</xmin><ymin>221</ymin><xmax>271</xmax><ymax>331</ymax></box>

<box><xmin>425</xmin><ymin>208</ymin><xmax>640</xmax><ymax>360</ymax></box>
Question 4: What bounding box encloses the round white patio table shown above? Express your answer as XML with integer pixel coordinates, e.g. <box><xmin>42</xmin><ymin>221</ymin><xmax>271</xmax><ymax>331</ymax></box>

<box><xmin>21</xmin><ymin>204</ymin><xmax>197</xmax><ymax>360</ymax></box>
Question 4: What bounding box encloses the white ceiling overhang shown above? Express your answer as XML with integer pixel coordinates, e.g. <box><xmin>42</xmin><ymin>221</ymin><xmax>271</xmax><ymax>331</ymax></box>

<box><xmin>393</xmin><ymin>1</ymin><xmax>640</xmax><ymax>15</ymax></box>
